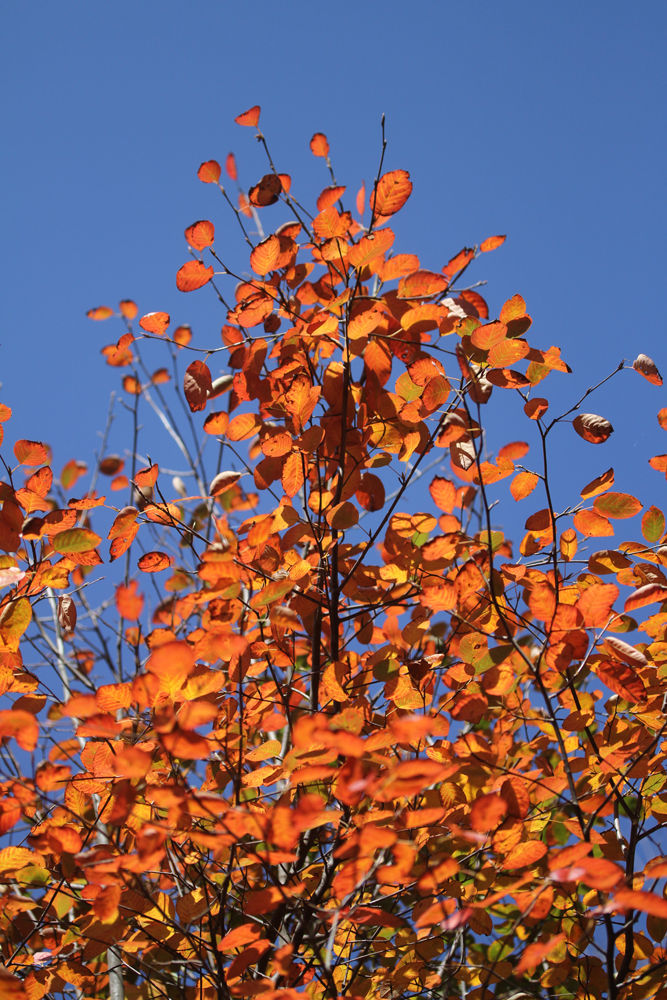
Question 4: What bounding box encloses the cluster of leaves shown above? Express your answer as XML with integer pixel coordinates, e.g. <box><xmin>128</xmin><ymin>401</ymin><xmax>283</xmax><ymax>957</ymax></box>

<box><xmin>0</xmin><ymin>106</ymin><xmax>666</xmax><ymax>1000</ymax></box>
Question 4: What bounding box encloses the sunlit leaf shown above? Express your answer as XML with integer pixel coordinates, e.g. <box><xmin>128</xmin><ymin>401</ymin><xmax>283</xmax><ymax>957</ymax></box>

<box><xmin>573</xmin><ymin>412</ymin><xmax>614</xmax><ymax>444</ymax></box>
<box><xmin>235</xmin><ymin>105</ymin><xmax>261</xmax><ymax>127</ymax></box>
<box><xmin>633</xmin><ymin>353</ymin><xmax>663</xmax><ymax>386</ymax></box>
<box><xmin>310</xmin><ymin>132</ymin><xmax>330</xmax><ymax>157</ymax></box>
<box><xmin>184</xmin><ymin>219</ymin><xmax>215</xmax><ymax>250</ymax></box>
<box><xmin>176</xmin><ymin>260</ymin><xmax>214</xmax><ymax>292</ymax></box>
<box><xmin>370</xmin><ymin>169</ymin><xmax>412</xmax><ymax>217</ymax></box>
<box><xmin>197</xmin><ymin>160</ymin><xmax>221</xmax><ymax>183</ymax></box>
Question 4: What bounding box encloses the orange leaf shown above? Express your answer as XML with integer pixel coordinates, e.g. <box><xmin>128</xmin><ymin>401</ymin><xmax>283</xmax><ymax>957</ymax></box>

<box><xmin>371</xmin><ymin>169</ymin><xmax>413</xmax><ymax>218</ymax></box>
<box><xmin>281</xmin><ymin>452</ymin><xmax>304</xmax><ymax>498</ymax></box>
<box><xmin>138</xmin><ymin>551</ymin><xmax>172</xmax><ymax>573</ymax></box>
<box><xmin>515</xmin><ymin>934</ymin><xmax>566</xmax><ymax>975</ymax></box>
<box><xmin>595</xmin><ymin>660</ymin><xmax>646</xmax><ymax>703</ymax></box>
<box><xmin>524</xmin><ymin>397</ymin><xmax>548</xmax><ymax>420</ymax></box>
<box><xmin>479</xmin><ymin>235</ymin><xmax>506</xmax><ymax>253</ymax></box>
<box><xmin>502</xmin><ymin>840</ymin><xmax>547</xmax><ymax>870</ymax></box>
<box><xmin>147</xmin><ymin>639</ymin><xmax>195</xmax><ymax>684</ymax></box>
<box><xmin>624</xmin><ymin>583</ymin><xmax>667</xmax><ymax>613</ymax></box>
<box><xmin>219</xmin><ymin>922</ymin><xmax>262</xmax><ymax>952</ymax></box>
<box><xmin>580</xmin><ymin>468</ymin><xmax>614</xmax><ymax>499</ymax></box>
<box><xmin>576</xmin><ymin>582</ymin><xmax>619</xmax><ymax>627</ymax></box>
<box><xmin>510</xmin><ymin>471</ymin><xmax>539</xmax><ymax>502</ymax></box>
<box><xmin>139</xmin><ymin>311</ymin><xmax>170</xmax><ymax>335</ymax></box>
<box><xmin>310</xmin><ymin>132</ymin><xmax>330</xmax><ymax>157</ymax></box>
<box><xmin>204</xmin><ymin>411</ymin><xmax>229</xmax><ymax>436</ymax></box>
<box><xmin>227</xmin><ymin>413</ymin><xmax>261</xmax><ymax>441</ymax></box>
<box><xmin>176</xmin><ymin>260</ymin><xmax>214</xmax><ymax>292</ymax></box>
<box><xmin>197</xmin><ymin>160</ymin><xmax>221</xmax><ymax>183</ymax></box>
<box><xmin>225</xmin><ymin>152</ymin><xmax>237</xmax><ymax>181</ymax></box>
<box><xmin>235</xmin><ymin>105</ymin><xmax>260</xmax><ymax>127</ymax></box>
<box><xmin>573</xmin><ymin>509</ymin><xmax>614</xmax><ymax>537</ymax></box>
<box><xmin>116</xmin><ymin>580</ymin><xmax>143</xmax><ymax>620</ymax></box>
<box><xmin>209</xmin><ymin>471</ymin><xmax>242</xmax><ymax>496</ymax></box>
<box><xmin>184</xmin><ymin>219</ymin><xmax>215</xmax><ymax>250</ymax></box>
<box><xmin>87</xmin><ymin>305</ymin><xmax>114</xmax><ymax>320</ymax></box>
<box><xmin>250</xmin><ymin>235</ymin><xmax>281</xmax><ymax>275</ymax></box>
<box><xmin>14</xmin><ymin>440</ymin><xmax>50</xmax><ymax>466</ymax></box>
<box><xmin>499</xmin><ymin>294</ymin><xmax>526</xmax><ymax>324</ymax></box>
<box><xmin>633</xmin><ymin>353</ymin><xmax>663</xmax><ymax>386</ymax></box>
<box><xmin>93</xmin><ymin>884</ymin><xmax>121</xmax><ymax>924</ymax></box>
<box><xmin>593</xmin><ymin>492</ymin><xmax>641</xmax><ymax>519</ymax></box>
<box><xmin>613</xmin><ymin>889</ymin><xmax>667</xmax><ymax>918</ymax></box>
<box><xmin>470</xmin><ymin>793</ymin><xmax>508</xmax><ymax>833</ymax></box>
<box><xmin>316</xmin><ymin>185</ymin><xmax>346</xmax><ymax>212</ymax></box>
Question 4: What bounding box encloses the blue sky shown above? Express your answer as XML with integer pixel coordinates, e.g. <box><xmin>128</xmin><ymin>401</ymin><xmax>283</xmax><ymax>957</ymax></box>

<box><xmin>2</xmin><ymin>1</ymin><xmax>665</xmax><ymax>532</ymax></box>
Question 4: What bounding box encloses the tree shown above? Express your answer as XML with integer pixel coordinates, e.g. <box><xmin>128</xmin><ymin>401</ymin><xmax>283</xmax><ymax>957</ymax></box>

<box><xmin>0</xmin><ymin>105</ymin><xmax>666</xmax><ymax>1000</ymax></box>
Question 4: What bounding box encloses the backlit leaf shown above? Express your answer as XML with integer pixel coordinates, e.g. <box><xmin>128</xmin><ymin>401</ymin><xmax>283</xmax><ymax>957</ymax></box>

<box><xmin>87</xmin><ymin>305</ymin><xmax>113</xmax><ymax>320</ymax></box>
<box><xmin>502</xmin><ymin>840</ymin><xmax>547</xmax><ymax>870</ymax></box>
<box><xmin>197</xmin><ymin>160</ymin><xmax>221</xmax><ymax>183</ymax></box>
<box><xmin>510</xmin><ymin>471</ymin><xmax>539</xmax><ymax>501</ymax></box>
<box><xmin>371</xmin><ymin>169</ymin><xmax>412</xmax><ymax>217</ymax></box>
<box><xmin>593</xmin><ymin>492</ymin><xmax>642</xmax><ymax>519</ymax></box>
<box><xmin>176</xmin><ymin>260</ymin><xmax>214</xmax><ymax>292</ymax></box>
<box><xmin>14</xmin><ymin>440</ymin><xmax>51</xmax><ymax>466</ymax></box>
<box><xmin>53</xmin><ymin>528</ymin><xmax>101</xmax><ymax>554</ymax></box>
<box><xmin>624</xmin><ymin>583</ymin><xmax>667</xmax><ymax>613</ymax></box>
<box><xmin>235</xmin><ymin>105</ymin><xmax>260</xmax><ymax>127</ymax></box>
<box><xmin>633</xmin><ymin>353</ymin><xmax>663</xmax><ymax>386</ymax></box>
<box><xmin>310</xmin><ymin>132</ymin><xmax>329</xmax><ymax>157</ymax></box>
<box><xmin>139</xmin><ymin>311</ymin><xmax>170</xmax><ymax>335</ymax></box>
<box><xmin>479</xmin><ymin>234</ymin><xmax>506</xmax><ymax>252</ymax></box>
<box><xmin>613</xmin><ymin>889</ymin><xmax>667</xmax><ymax>919</ymax></box>
<box><xmin>642</xmin><ymin>505</ymin><xmax>665</xmax><ymax>542</ymax></box>
<box><xmin>184</xmin><ymin>220</ymin><xmax>215</xmax><ymax>250</ymax></box>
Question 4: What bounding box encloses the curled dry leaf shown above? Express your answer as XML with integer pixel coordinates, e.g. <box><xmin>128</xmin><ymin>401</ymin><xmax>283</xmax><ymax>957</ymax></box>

<box><xmin>633</xmin><ymin>353</ymin><xmax>663</xmax><ymax>386</ymax></box>
<box><xmin>573</xmin><ymin>413</ymin><xmax>614</xmax><ymax>444</ymax></box>
<box><xmin>58</xmin><ymin>595</ymin><xmax>77</xmax><ymax>634</ymax></box>
<box><xmin>183</xmin><ymin>361</ymin><xmax>212</xmax><ymax>413</ymax></box>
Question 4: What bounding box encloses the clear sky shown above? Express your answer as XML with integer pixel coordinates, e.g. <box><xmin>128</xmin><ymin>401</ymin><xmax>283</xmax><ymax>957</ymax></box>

<box><xmin>2</xmin><ymin>1</ymin><xmax>665</xmax><ymax>533</ymax></box>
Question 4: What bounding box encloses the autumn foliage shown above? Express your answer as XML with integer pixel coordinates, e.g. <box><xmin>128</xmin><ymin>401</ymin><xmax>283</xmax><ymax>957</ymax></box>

<box><xmin>0</xmin><ymin>107</ymin><xmax>667</xmax><ymax>1000</ymax></box>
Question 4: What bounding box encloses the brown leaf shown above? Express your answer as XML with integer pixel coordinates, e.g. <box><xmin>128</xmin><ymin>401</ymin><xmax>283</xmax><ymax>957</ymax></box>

<box><xmin>573</xmin><ymin>413</ymin><xmax>614</xmax><ymax>444</ymax></box>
